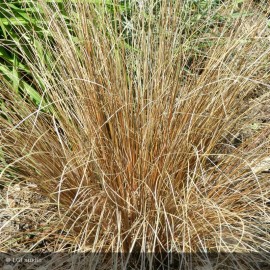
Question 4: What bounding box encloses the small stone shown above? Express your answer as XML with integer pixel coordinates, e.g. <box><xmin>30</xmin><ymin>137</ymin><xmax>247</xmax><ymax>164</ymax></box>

<box><xmin>195</xmin><ymin>264</ymin><xmax>212</xmax><ymax>270</ymax></box>
<box><xmin>37</xmin><ymin>267</ymin><xmax>47</xmax><ymax>270</ymax></box>
<box><xmin>2</xmin><ymin>265</ymin><xmax>13</xmax><ymax>270</ymax></box>
<box><xmin>13</xmin><ymin>184</ymin><xmax>21</xmax><ymax>192</ymax></box>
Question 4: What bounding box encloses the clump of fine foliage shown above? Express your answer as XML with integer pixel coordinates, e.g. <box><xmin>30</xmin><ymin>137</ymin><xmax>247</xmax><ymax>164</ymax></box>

<box><xmin>0</xmin><ymin>0</ymin><xmax>270</xmax><ymax>269</ymax></box>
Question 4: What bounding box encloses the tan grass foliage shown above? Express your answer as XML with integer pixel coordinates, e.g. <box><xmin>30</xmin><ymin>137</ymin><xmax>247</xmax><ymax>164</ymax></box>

<box><xmin>0</xmin><ymin>0</ymin><xmax>270</xmax><ymax>269</ymax></box>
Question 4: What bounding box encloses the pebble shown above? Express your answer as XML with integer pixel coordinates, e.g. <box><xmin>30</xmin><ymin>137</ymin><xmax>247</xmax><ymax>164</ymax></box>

<box><xmin>2</xmin><ymin>265</ymin><xmax>13</xmax><ymax>270</ymax></box>
<box><xmin>37</xmin><ymin>267</ymin><xmax>47</xmax><ymax>270</ymax></box>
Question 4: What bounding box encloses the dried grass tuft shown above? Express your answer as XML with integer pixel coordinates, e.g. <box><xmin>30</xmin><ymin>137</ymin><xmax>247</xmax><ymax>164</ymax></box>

<box><xmin>0</xmin><ymin>0</ymin><xmax>270</xmax><ymax>269</ymax></box>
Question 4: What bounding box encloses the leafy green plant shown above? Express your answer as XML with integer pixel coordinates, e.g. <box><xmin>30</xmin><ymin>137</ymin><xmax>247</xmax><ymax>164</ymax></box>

<box><xmin>0</xmin><ymin>1</ymin><xmax>43</xmax><ymax>104</ymax></box>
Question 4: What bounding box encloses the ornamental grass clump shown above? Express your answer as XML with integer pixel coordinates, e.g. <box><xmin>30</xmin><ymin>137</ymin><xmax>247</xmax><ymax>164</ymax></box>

<box><xmin>0</xmin><ymin>0</ymin><xmax>270</xmax><ymax>269</ymax></box>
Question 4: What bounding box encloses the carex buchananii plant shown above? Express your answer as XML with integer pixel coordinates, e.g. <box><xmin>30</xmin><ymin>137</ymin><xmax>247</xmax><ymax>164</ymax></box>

<box><xmin>0</xmin><ymin>0</ymin><xmax>270</xmax><ymax>269</ymax></box>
